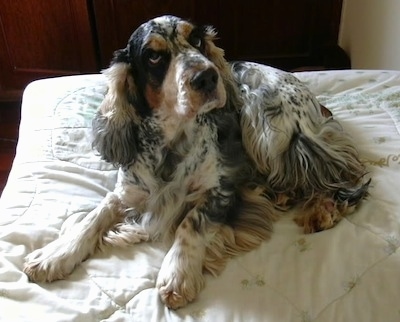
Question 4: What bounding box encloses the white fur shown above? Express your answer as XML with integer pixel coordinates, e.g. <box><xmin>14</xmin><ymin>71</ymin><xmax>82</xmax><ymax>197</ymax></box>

<box><xmin>156</xmin><ymin>209</ymin><xmax>207</xmax><ymax>309</ymax></box>
<box><xmin>24</xmin><ymin>193</ymin><xmax>147</xmax><ymax>281</ymax></box>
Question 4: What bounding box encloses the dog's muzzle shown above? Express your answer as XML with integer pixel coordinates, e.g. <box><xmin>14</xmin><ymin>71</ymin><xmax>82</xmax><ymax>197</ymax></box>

<box><xmin>172</xmin><ymin>53</ymin><xmax>226</xmax><ymax>117</ymax></box>
<box><xmin>190</xmin><ymin>67</ymin><xmax>219</xmax><ymax>93</ymax></box>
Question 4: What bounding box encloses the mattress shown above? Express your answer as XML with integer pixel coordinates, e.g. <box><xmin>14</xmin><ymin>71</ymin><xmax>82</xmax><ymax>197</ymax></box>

<box><xmin>1</xmin><ymin>69</ymin><xmax>400</xmax><ymax>321</ymax></box>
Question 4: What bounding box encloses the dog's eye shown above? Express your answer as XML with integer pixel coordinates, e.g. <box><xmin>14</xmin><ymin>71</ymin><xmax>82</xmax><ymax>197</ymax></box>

<box><xmin>190</xmin><ymin>36</ymin><xmax>203</xmax><ymax>49</ymax></box>
<box><xmin>147</xmin><ymin>50</ymin><xmax>162</xmax><ymax>65</ymax></box>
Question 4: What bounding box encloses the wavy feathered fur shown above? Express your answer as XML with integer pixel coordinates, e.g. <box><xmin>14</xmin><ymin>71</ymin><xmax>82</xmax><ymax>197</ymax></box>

<box><xmin>24</xmin><ymin>15</ymin><xmax>369</xmax><ymax>309</ymax></box>
<box><xmin>233</xmin><ymin>62</ymin><xmax>369</xmax><ymax>230</ymax></box>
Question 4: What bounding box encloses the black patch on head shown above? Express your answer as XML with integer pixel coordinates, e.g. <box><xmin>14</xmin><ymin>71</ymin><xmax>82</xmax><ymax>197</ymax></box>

<box><xmin>142</xmin><ymin>48</ymin><xmax>171</xmax><ymax>87</ymax></box>
<box><xmin>109</xmin><ymin>27</ymin><xmax>153</xmax><ymax>118</ymax></box>
<box><xmin>124</xmin><ymin>16</ymin><xmax>196</xmax><ymax>115</ymax></box>
<box><xmin>188</xmin><ymin>26</ymin><xmax>207</xmax><ymax>53</ymax></box>
<box><xmin>110</xmin><ymin>19</ymin><xmax>176</xmax><ymax>118</ymax></box>
<box><xmin>148</xmin><ymin>15</ymin><xmax>181</xmax><ymax>39</ymax></box>
<box><xmin>142</xmin><ymin>16</ymin><xmax>184</xmax><ymax>77</ymax></box>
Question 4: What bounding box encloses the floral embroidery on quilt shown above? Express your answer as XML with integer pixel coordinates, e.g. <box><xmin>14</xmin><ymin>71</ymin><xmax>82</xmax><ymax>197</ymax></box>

<box><xmin>293</xmin><ymin>238</ymin><xmax>312</xmax><ymax>252</ymax></box>
<box><xmin>383</xmin><ymin>91</ymin><xmax>400</xmax><ymax>103</ymax></box>
<box><xmin>363</xmin><ymin>154</ymin><xmax>400</xmax><ymax>167</ymax></box>
<box><xmin>342</xmin><ymin>275</ymin><xmax>361</xmax><ymax>292</ymax></box>
<box><xmin>299</xmin><ymin>310</ymin><xmax>312</xmax><ymax>322</ymax></box>
<box><xmin>318</xmin><ymin>93</ymin><xmax>369</xmax><ymax>115</ymax></box>
<box><xmin>51</xmin><ymin>82</ymin><xmax>116</xmax><ymax>171</ymax></box>
<box><xmin>190</xmin><ymin>308</ymin><xmax>207</xmax><ymax>319</ymax></box>
<box><xmin>0</xmin><ymin>289</ymin><xmax>9</xmax><ymax>298</ymax></box>
<box><xmin>319</xmin><ymin>86</ymin><xmax>400</xmax><ymax>118</ymax></box>
<box><xmin>373</xmin><ymin>136</ymin><xmax>388</xmax><ymax>144</ymax></box>
<box><xmin>240</xmin><ymin>275</ymin><xmax>266</xmax><ymax>289</ymax></box>
<box><xmin>384</xmin><ymin>235</ymin><xmax>400</xmax><ymax>255</ymax></box>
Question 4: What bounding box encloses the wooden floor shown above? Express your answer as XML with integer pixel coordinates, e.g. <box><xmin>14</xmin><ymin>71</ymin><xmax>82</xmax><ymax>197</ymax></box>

<box><xmin>0</xmin><ymin>102</ymin><xmax>20</xmax><ymax>194</ymax></box>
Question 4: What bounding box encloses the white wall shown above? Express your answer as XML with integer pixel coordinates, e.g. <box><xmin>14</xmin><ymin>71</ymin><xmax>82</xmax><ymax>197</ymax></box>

<box><xmin>339</xmin><ymin>0</ymin><xmax>400</xmax><ymax>70</ymax></box>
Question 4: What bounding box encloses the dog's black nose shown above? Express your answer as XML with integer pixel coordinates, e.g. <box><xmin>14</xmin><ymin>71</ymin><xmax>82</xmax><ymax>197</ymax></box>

<box><xmin>190</xmin><ymin>68</ymin><xmax>218</xmax><ymax>93</ymax></box>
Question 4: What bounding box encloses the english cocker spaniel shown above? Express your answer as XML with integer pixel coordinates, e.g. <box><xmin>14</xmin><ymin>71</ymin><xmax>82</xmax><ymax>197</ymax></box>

<box><xmin>24</xmin><ymin>15</ymin><xmax>370</xmax><ymax>309</ymax></box>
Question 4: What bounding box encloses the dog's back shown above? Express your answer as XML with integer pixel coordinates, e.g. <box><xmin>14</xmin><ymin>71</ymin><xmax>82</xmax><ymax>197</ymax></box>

<box><xmin>233</xmin><ymin>62</ymin><xmax>370</xmax><ymax>232</ymax></box>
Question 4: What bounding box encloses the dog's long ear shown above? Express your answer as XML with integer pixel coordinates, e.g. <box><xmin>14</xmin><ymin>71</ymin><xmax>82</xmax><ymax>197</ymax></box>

<box><xmin>203</xmin><ymin>26</ymin><xmax>241</xmax><ymax>110</ymax></box>
<box><xmin>92</xmin><ymin>51</ymin><xmax>140</xmax><ymax>166</ymax></box>
<box><xmin>112</xmin><ymin>48</ymin><xmax>130</xmax><ymax>64</ymax></box>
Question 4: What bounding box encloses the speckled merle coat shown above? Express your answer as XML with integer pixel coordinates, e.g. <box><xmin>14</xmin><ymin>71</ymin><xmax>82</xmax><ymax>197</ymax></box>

<box><xmin>24</xmin><ymin>15</ymin><xmax>369</xmax><ymax>310</ymax></box>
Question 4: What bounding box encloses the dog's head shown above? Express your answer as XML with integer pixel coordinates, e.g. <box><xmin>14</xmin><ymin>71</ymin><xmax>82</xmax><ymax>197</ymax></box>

<box><xmin>116</xmin><ymin>15</ymin><xmax>230</xmax><ymax>117</ymax></box>
<box><xmin>93</xmin><ymin>15</ymin><xmax>236</xmax><ymax>165</ymax></box>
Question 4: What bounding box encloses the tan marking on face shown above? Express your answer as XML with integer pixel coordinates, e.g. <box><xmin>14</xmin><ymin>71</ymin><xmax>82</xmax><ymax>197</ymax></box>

<box><xmin>152</xmin><ymin>61</ymin><xmax>189</xmax><ymax>141</ymax></box>
<box><xmin>145</xmin><ymin>84</ymin><xmax>164</xmax><ymax>110</ymax></box>
<box><xmin>146</xmin><ymin>34</ymin><xmax>168</xmax><ymax>52</ymax></box>
<box><xmin>160</xmin><ymin>61</ymin><xmax>179</xmax><ymax>112</ymax></box>
<box><xmin>176</xmin><ymin>21</ymin><xmax>195</xmax><ymax>39</ymax></box>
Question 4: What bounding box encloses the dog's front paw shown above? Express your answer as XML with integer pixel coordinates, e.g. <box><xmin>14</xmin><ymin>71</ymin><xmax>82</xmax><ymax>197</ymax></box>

<box><xmin>156</xmin><ymin>268</ymin><xmax>205</xmax><ymax>310</ymax></box>
<box><xmin>156</xmin><ymin>247</ymin><xmax>205</xmax><ymax>309</ymax></box>
<box><xmin>24</xmin><ymin>237</ymin><xmax>81</xmax><ymax>282</ymax></box>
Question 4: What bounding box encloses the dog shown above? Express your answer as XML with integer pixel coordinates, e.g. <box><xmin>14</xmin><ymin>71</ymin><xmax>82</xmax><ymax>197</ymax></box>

<box><xmin>24</xmin><ymin>15</ymin><xmax>369</xmax><ymax>309</ymax></box>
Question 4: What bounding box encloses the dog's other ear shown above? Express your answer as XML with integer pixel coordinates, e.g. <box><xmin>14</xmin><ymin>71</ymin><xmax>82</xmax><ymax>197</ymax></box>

<box><xmin>112</xmin><ymin>48</ymin><xmax>130</xmax><ymax>64</ymax></box>
<box><xmin>203</xmin><ymin>26</ymin><xmax>241</xmax><ymax>110</ymax></box>
<box><xmin>92</xmin><ymin>61</ymin><xmax>139</xmax><ymax>166</ymax></box>
<box><xmin>203</xmin><ymin>26</ymin><xmax>229</xmax><ymax>76</ymax></box>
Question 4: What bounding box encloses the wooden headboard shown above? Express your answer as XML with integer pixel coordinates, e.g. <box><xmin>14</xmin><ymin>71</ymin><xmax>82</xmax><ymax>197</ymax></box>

<box><xmin>0</xmin><ymin>0</ymin><xmax>346</xmax><ymax>101</ymax></box>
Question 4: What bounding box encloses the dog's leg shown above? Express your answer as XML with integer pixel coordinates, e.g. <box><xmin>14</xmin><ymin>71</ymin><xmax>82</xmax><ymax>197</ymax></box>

<box><xmin>156</xmin><ymin>186</ymin><xmax>275</xmax><ymax>309</ymax></box>
<box><xmin>24</xmin><ymin>192</ymin><xmax>146</xmax><ymax>282</ymax></box>
<box><xmin>156</xmin><ymin>208</ymin><xmax>208</xmax><ymax>310</ymax></box>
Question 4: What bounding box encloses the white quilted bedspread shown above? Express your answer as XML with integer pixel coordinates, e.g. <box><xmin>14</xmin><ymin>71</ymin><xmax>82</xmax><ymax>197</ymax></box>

<box><xmin>1</xmin><ymin>70</ymin><xmax>400</xmax><ymax>321</ymax></box>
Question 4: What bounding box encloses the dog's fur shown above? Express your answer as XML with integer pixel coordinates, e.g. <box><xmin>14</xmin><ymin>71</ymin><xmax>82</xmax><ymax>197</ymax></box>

<box><xmin>24</xmin><ymin>15</ymin><xmax>369</xmax><ymax>309</ymax></box>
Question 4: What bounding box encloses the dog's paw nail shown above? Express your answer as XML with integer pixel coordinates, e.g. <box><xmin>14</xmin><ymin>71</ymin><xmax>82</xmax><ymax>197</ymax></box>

<box><xmin>159</xmin><ymin>288</ymin><xmax>188</xmax><ymax>310</ymax></box>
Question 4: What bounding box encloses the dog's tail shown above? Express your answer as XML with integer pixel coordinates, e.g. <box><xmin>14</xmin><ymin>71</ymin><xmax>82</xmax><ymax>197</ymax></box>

<box><xmin>268</xmin><ymin>119</ymin><xmax>370</xmax><ymax>206</ymax></box>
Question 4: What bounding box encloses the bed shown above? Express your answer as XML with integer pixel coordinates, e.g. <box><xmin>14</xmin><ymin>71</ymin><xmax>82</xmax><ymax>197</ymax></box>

<box><xmin>1</xmin><ymin>69</ymin><xmax>400</xmax><ymax>321</ymax></box>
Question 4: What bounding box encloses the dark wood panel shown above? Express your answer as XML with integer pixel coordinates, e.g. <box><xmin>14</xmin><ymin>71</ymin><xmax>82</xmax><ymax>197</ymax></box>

<box><xmin>0</xmin><ymin>141</ymin><xmax>16</xmax><ymax>194</ymax></box>
<box><xmin>0</xmin><ymin>102</ymin><xmax>20</xmax><ymax>194</ymax></box>
<box><xmin>0</xmin><ymin>0</ymin><xmax>346</xmax><ymax>102</ymax></box>
<box><xmin>93</xmin><ymin>0</ymin><xmax>344</xmax><ymax>70</ymax></box>
<box><xmin>0</xmin><ymin>102</ymin><xmax>20</xmax><ymax>139</ymax></box>
<box><xmin>0</xmin><ymin>0</ymin><xmax>98</xmax><ymax>101</ymax></box>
